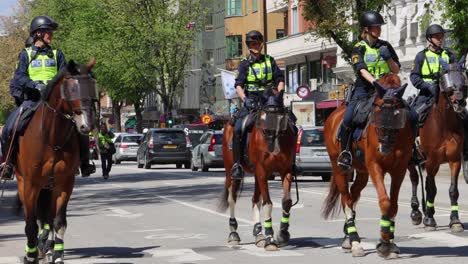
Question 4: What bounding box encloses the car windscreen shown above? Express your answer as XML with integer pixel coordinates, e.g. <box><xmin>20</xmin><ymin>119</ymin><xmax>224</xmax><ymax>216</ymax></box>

<box><xmin>153</xmin><ymin>131</ymin><xmax>186</xmax><ymax>142</ymax></box>
<box><xmin>123</xmin><ymin>135</ymin><xmax>142</xmax><ymax>143</ymax></box>
<box><xmin>301</xmin><ymin>129</ymin><xmax>324</xmax><ymax>146</ymax></box>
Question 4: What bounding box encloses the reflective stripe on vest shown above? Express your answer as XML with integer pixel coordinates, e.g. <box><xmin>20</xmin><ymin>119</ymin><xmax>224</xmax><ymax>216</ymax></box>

<box><xmin>421</xmin><ymin>49</ymin><xmax>449</xmax><ymax>81</ymax></box>
<box><xmin>26</xmin><ymin>48</ymin><xmax>58</xmax><ymax>84</ymax></box>
<box><xmin>246</xmin><ymin>55</ymin><xmax>273</xmax><ymax>92</ymax></box>
<box><xmin>358</xmin><ymin>41</ymin><xmax>390</xmax><ymax>80</ymax></box>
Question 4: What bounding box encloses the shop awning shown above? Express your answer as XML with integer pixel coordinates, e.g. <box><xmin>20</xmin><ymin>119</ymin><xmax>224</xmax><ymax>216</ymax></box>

<box><xmin>316</xmin><ymin>100</ymin><xmax>343</xmax><ymax>109</ymax></box>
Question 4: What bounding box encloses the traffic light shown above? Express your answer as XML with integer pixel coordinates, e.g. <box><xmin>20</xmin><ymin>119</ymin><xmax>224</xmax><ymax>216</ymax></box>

<box><xmin>167</xmin><ymin>119</ymin><xmax>173</xmax><ymax>127</ymax></box>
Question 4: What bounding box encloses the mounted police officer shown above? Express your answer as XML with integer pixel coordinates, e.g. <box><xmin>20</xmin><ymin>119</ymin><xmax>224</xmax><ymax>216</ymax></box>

<box><xmin>410</xmin><ymin>24</ymin><xmax>456</xmax><ymax>128</ymax></box>
<box><xmin>337</xmin><ymin>11</ymin><xmax>401</xmax><ymax>170</ymax></box>
<box><xmin>0</xmin><ymin>15</ymin><xmax>95</xmax><ymax>180</ymax></box>
<box><xmin>230</xmin><ymin>30</ymin><xmax>285</xmax><ymax>179</ymax></box>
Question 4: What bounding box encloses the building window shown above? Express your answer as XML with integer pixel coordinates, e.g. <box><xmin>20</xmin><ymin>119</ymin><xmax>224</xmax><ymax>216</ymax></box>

<box><xmin>287</xmin><ymin>65</ymin><xmax>298</xmax><ymax>94</ymax></box>
<box><xmin>291</xmin><ymin>6</ymin><xmax>298</xmax><ymax>34</ymax></box>
<box><xmin>205</xmin><ymin>13</ymin><xmax>213</xmax><ymax>31</ymax></box>
<box><xmin>204</xmin><ymin>50</ymin><xmax>214</xmax><ymax>65</ymax></box>
<box><xmin>226</xmin><ymin>35</ymin><xmax>243</xmax><ymax>58</ymax></box>
<box><xmin>252</xmin><ymin>0</ymin><xmax>258</xmax><ymax>12</ymax></box>
<box><xmin>226</xmin><ymin>0</ymin><xmax>242</xmax><ymax>16</ymax></box>
<box><xmin>276</xmin><ymin>29</ymin><xmax>285</xmax><ymax>39</ymax></box>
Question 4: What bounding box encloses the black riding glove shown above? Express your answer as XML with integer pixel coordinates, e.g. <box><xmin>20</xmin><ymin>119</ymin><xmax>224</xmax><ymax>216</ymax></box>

<box><xmin>243</xmin><ymin>97</ymin><xmax>254</xmax><ymax>110</ymax></box>
<box><xmin>23</xmin><ymin>87</ymin><xmax>41</xmax><ymax>101</ymax></box>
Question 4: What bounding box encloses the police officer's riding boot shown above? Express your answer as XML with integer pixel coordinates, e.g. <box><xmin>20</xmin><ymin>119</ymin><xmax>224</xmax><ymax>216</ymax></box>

<box><xmin>79</xmin><ymin>135</ymin><xmax>95</xmax><ymax>177</ymax></box>
<box><xmin>337</xmin><ymin>125</ymin><xmax>353</xmax><ymax>171</ymax></box>
<box><xmin>0</xmin><ymin>139</ymin><xmax>15</xmax><ymax>180</ymax></box>
<box><xmin>230</xmin><ymin>134</ymin><xmax>245</xmax><ymax>180</ymax></box>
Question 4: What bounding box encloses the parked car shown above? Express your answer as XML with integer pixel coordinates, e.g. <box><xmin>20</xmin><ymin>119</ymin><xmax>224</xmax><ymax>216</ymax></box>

<box><xmin>113</xmin><ymin>133</ymin><xmax>143</xmax><ymax>164</ymax></box>
<box><xmin>136</xmin><ymin>128</ymin><xmax>191</xmax><ymax>169</ymax></box>
<box><xmin>295</xmin><ymin>126</ymin><xmax>332</xmax><ymax>181</ymax></box>
<box><xmin>191</xmin><ymin>130</ymin><xmax>224</xmax><ymax>172</ymax></box>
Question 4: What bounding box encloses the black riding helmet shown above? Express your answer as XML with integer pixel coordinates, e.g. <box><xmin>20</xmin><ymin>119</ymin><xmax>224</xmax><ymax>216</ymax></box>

<box><xmin>425</xmin><ymin>24</ymin><xmax>445</xmax><ymax>41</ymax></box>
<box><xmin>30</xmin><ymin>16</ymin><xmax>58</xmax><ymax>36</ymax></box>
<box><xmin>360</xmin><ymin>11</ymin><xmax>385</xmax><ymax>28</ymax></box>
<box><xmin>245</xmin><ymin>30</ymin><xmax>264</xmax><ymax>46</ymax></box>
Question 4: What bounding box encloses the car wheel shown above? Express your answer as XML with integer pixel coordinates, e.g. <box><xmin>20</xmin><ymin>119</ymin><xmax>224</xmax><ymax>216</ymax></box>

<box><xmin>176</xmin><ymin>163</ymin><xmax>182</xmax><ymax>169</ymax></box>
<box><xmin>191</xmin><ymin>161</ymin><xmax>198</xmax><ymax>171</ymax></box>
<box><xmin>184</xmin><ymin>162</ymin><xmax>191</xmax><ymax>169</ymax></box>
<box><xmin>322</xmin><ymin>173</ymin><xmax>331</xmax><ymax>182</ymax></box>
<box><xmin>201</xmin><ymin>156</ymin><xmax>208</xmax><ymax>172</ymax></box>
<box><xmin>137</xmin><ymin>155</ymin><xmax>143</xmax><ymax>168</ymax></box>
<box><xmin>144</xmin><ymin>153</ymin><xmax>151</xmax><ymax>169</ymax></box>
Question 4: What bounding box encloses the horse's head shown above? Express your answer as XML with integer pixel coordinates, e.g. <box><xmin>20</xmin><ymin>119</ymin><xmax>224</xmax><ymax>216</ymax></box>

<box><xmin>47</xmin><ymin>59</ymin><xmax>99</xmax><ymax>135</ymax></box>
<box><xmin>371</xmin><ymin>74</ymin><xmax>408</xmax><ymax>155</ymax></box>
<box><xmin>439</xmin><ymin>63</ymin><xmax>468</xmax><ymax>113</ymax></box>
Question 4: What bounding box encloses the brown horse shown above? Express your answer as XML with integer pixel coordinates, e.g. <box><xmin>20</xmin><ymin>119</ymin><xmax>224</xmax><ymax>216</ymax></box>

<box><xmin>408</xmin><ymin>66</ymin><xmax>468</xmax><ymax>232</ymax></box>
<box><xmin>218</xmin><ymin>98</ymin><xmax>296</xmax><ymax>251</ymax></box>
<box><xmin>16</xmin><ymin>59</ymin><xmax>98</xmax><ymax>264</ymax></box>
<box><xmin>323</xmin><ymin>74</ymin><xmax>413</xmax><ymax>258</ymax></box>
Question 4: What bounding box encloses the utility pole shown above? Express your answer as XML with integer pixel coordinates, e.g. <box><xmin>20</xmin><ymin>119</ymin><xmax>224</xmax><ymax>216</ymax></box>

<box><xmin>263</xmin><ymin>0</ymin><xmax>267</xmax><ymax>54</ymax></box>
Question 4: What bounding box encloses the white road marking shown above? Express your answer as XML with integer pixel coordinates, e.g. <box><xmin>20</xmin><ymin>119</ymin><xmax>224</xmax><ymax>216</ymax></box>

<box><xmin>105</xmin><ymin>207</ymin><xmax>143</xmax><ymax>218</ymax></box>
<box><xmin>0</xmin><ymin>257</ymin><xmax>21</xmax><ymax>264</ymax></box>
<box><xmin>409</xmin><ymin>232</ymin><xmax>468</xmax><ymax>247</ymax></box>
<box><xmin>145</xmin><ymin>248</ymin><xmax>213</xmax><ymax>262</ymax></box>
<box><xmin>65</xmin><ymin>259</ymin><xmax>118</xmax><ymax>263</ymax></box>
<box><xmin>233</xmin><ymin>244</ymin><xmax>303</xmax><ymax>257</ymax></box>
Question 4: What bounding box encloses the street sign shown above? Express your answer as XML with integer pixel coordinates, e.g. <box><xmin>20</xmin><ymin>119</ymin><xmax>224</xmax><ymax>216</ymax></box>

<box><xmin>201</xmin><ymin>114</ymin><xmax>212</xmax><ymax>124</ymax></box>
<box><xmin>296</xmin><ymin>86</ymin><xmax>310</xmax><ymax>99</ymax></box>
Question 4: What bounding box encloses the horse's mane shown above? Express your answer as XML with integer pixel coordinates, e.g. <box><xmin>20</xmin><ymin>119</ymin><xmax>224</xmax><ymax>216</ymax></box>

<box><xmin>378</xmin><ymin>73</ymin><xmax>401</xmax><ymax>88</ymax></box>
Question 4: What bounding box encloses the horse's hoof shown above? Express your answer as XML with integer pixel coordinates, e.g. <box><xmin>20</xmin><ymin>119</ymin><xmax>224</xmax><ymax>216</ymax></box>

<box><xmin>423</xmin><ymin>216</ymin><xmax>437</xmax><ymax>231</ymax></box>
<box><xmin>255</xmin><ymin>234</ymin><xmax>266</xmax><ymax>248</ymax></box>
<box><xmin>410</xmin><ymin>209</ymin><xmax>422</xmax><ymax>225</ymax></box>
<box><xmin>341</xmin><ymin>236</ymin><xmax>351</xmax><ymax>253</ymax></box>
<box><xmin>386</xmin><ymin>252</ymin><xmax>400</xmax><ymax>259</ymax></box>
<box><xmin>264</xmin><ymin>236</ymin><xmax>279</xmax><ymax>251</ymax></box>
<box><xmin>450</xmin><ymin>221</ymin><xmax>464</xmax><ymax>233</ymax></box>
<box><xmin>23</xmin><ymin>257</ymin><xmax>38</xmax><ymax>264</ymax></box>
<box><xmin>376</xmin><ymin>240</ymin><xmax>391</xmax><ymax>258</ymax></box>
<box><xmin>45</xmin><ymin>251</ymin><xmax>54</xmax><ymax>264</ymax></box>
<box><xmin>276</xmin><ymin>230</ymin><xmax>290</xmax><ymax>247</ymax></box>
<box><xmin>228</xmin><ymin>232</ymin><xmax>241</xmax><ymax>245</ymax></box>
<box><xmin>351</xmin><ymin>245</ymin><xmax>365</xmax><ymax>257</ymax></box>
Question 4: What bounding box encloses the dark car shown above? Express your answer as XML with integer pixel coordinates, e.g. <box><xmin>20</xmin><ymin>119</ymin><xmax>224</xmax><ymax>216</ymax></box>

<box><xmin>136</xmin><ymin>128</ymin><xmax>191</xmax><ymax>169</ymax></box>
<box><xmin>191</xmin><ymin>130</ymin><xmax>224</xmax><ymax>172</ymax></box>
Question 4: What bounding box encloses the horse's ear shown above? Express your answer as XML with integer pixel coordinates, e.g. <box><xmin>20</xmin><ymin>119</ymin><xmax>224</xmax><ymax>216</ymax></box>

<box><xmin>67</xmin><ymin>60</ymin><xmax>76</xmax><ymax>72</ymax></box>
<box><xmin>395</xmin><ymin>83</ymin><xmax>408</xmax><ymax>98</ymax></box>
<box><xmin>87</xmin><ymin>58</ymin><xmax>96</xmax><ymax>70</ymax></box>
<box><xmin>374</xmin><ymin>81</ymin><xmax>386</xmax><ymax>98</ymax></box>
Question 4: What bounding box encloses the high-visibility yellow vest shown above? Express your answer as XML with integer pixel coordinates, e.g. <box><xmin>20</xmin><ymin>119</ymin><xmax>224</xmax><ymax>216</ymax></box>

<box><xmin>357</xmin><ymin>40</ymin><xmax>391</xmax><ymax>80</ymax></box>
<box><xmin>26</xmin><ymin>47</ymin><xmax>58</xmax><ymax>84</ymax></box>
<box><xmin>245</xmin><ymin>55</ymin><xmax>274</xmax><ymax>92</ymax></box>
<box><xmin>421</xmin><ymin>49</ymin><xmax>450</xmax><ymax>81</ymax></box>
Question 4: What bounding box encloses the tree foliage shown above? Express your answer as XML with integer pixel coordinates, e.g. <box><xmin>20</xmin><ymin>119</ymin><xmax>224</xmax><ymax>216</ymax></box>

<box><xmin>435</xmin><ymin>0</ymin><xmax>467</xmax><ymax>55</ymax></box>
<box><xmin>300</xmin><ymin>0</ymin><xmax>390</xmax><ymax>63</ymax></box>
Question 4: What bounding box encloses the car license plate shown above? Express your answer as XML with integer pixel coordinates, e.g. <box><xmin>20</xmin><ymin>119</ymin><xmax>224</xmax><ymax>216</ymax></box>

<box><xmin>163</xmin><ymin>145</ymin><xmax>177</xmax><ymax>149</ymax></box>
<box><xmin>315</xmin><ymin>151</ymin><xmax>328</xmax><ymax>156</ymax></box>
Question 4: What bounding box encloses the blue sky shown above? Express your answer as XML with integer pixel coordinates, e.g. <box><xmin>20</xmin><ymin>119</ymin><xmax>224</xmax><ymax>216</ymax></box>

<box><xmin>0</xmin><ymin>0</ymin><xmax>17</xmax><ymax>17</ymax></box>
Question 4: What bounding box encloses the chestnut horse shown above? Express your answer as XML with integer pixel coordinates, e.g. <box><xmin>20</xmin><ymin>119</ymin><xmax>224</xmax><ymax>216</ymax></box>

<box><xmin>408</xmin><ymin>66</ymin><xmax>468</xmax><ymax>232</ymax></box>
<box><xmin>218</xmin><ymin>98</ymin><xmax>296</xmax><ymax>251</ymax></box>
<box><xmin>323</xmin><ymin>74</ymin><xmax>413</xmax><ymax>258</ymax></box>
<box><xmin>16</xmin><ymin>59</ymin><xmax>98</xmax><ymax>264</ymax></box>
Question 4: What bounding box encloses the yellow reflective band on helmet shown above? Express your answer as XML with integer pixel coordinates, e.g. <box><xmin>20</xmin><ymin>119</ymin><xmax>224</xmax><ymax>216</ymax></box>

<box><xmin>54</xmin><ymin>244</ymin><xmax>64</xmax><ymax>251</ymax></box>
<box><xmin>281</xmin><ymin>217</ymin><xmax>289</xmax><ymax>224</ymax></box>
<box><xmin>264</xmin><ymin>221</ymin><xmax>272</xmax><ymax>228</ymax></box>
<box><xmin>451</xmin><ymin>205</ymin><xmax>459</xmax><ymax>211</ymax></box>
<box><xmin>43</xmin><ymin>224</ymin><xmax>50</xmax><ymax>230</ymax></box>
<box><xmin>25</xmin><ymin>245</ymin><xmax>37</xmax><ymax>253</ymax></box>
<box><xmin>380</xmin><ymin>219</ymin><xmax>391</xmax><ymax>227</ymax></box>
<box><xmin>347</xmin><ymin>226</ymin><xmax>357</xmax><ymax>233</ymax></box>
<box><xmin>427</xmin><ymin>201</ymin><xmax>434</xmax><ymax>207</ymax></box>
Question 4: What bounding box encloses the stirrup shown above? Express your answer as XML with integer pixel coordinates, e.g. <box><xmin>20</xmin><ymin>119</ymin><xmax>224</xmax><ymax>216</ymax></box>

<box><xmin>0</xmin><ymin>163</ymin><xmax>14</xmax><ymax>180</ymax></box>
<box><xmin>337</xmin><ymin>150</ymin><xmax>352</xmax><ymax>171</ymax></box>
<box><xmin>230</xmin><ymin>163</ymin><xmax>245</xmax><ymax>180</ymax></box>
<box><xmin>412</xmin><ymin>137</ymin><xmax>426</xmax><ymax>165</ymax></box>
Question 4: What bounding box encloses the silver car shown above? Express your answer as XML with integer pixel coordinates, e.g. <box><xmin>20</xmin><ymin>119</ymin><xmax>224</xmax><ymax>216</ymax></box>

<box><xmin>112</xmin><ymin>133</ymin><xmax>143</xmax><ymax>164</ymax></box>
<box><xmin>191</xmin><ymin>130</ymin><xmax>223</xmax><ymax>172</ymax></box>
<box><xmin>296</xmin><ymin>126</ymin><xmax>332</xmax><ymax>181</ymax></box>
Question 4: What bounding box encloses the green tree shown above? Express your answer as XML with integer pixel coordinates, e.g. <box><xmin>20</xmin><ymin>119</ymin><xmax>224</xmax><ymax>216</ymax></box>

<box><xmin>300</xmin><ymin>0</ymin><xmax>390</xmax><ymax>63</ymax></box>
<box><xmin>434</xmin><ymin>0</ymin><xmax>467</xmax><ymax>55</ymax></box>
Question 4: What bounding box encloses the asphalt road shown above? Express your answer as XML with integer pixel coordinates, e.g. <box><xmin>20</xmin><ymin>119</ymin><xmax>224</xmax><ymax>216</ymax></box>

<box><xmin>1</xmin><ymin>161</ymin><xmax>468</xmax><ymax>263</ymax></box>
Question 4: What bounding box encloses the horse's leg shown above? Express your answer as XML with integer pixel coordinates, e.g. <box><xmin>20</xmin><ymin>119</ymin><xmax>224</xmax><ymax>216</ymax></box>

<box><xmin>257</xmin><ymin>166</ymin><xmax>277</xmax><ymax>251</ymax></box>
<box><xmin>252</xmin><ymin>179</ymin><xmax>265</xmax><ymax>247</ymax></box>
<box><xmin>37</xmin><ymin>189</ymin><xmax>52</xmax><ymax>259</ymax></box>
<box><xmin>423</xmin><ymin>164</ymin><xmax>439</xmax><ymax>231</ymax></box>
<box><xmin>276</xmin><ymin>171</ymin><xmax>293</xmax><ymax>247</ymax></box>
<box><xmin>227</xmin><ymin>179</ymin><xmax>242</xmax><ymax>245</ymax></box>
<box><xmin>448</xmin><ymin>160</ymin><xmax>464</xmax><ymax>232</ymax></box>
<box><xmin>336</xmin><ymin>169</ymin><xmax>364</xmax><ymax>257</ymax></box>
<box><xmin>408</xmin><ymin>164</ymin><xmax>423</xmax><ymax>225</ymax></box>
<box><xmin>22</xmin><ymin>184</ymin><xmax>40</xmax><ymax>264</ymax></box>
<box><xmin>376</xmin><ymin>168</ymin><xmax>406</xmax><ymax>259</ymax></box>
<box><xmin>52</xmin><ymin>188</ymin><xmax>72</xmax><ymax>264</ymax></box>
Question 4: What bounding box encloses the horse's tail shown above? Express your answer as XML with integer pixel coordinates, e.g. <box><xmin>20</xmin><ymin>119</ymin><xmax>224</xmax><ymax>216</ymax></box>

<box><xmin>322</xmin><ymin>174</ymin><xmax>341</xmax><ymax>220</ymax></box>
<box><xmin>217</xmin><ymin>179</ymin><xmax>243</xmax><ymax>212</ymax></box>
